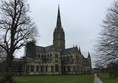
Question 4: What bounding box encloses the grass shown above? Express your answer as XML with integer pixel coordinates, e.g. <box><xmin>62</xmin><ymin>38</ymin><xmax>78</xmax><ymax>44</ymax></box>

<box><xmin>13</xmin><ymin>74</ymin><xmax>94</xmax><ymax>83</ymax></box>
<box><xmin>99</xmin><ymin>73</ymin><xmax>118</xmax><ymax>83</ymax></box>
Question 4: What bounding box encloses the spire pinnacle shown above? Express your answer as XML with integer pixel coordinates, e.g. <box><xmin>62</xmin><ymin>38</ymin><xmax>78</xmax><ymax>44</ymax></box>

<box><xmin>88</xmin><ymin>52</ymin><xmax>91</xmax><ymax>58</ymax></box>
<box><xmin>79</xmin><ymin>47</ymin><xmax>81</xmax><ymax>54</ymax></box>
<box><xmin>56</xmin><ymin>5</ymin><xmax>62</xmax><ymax>28</ymax></box>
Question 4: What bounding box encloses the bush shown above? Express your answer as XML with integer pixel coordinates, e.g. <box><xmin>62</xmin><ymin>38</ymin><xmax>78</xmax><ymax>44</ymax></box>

<box><xmin>0</xmin><ymin>77</ymin><xmax>16</xmax><ymax>83</ymax></box>
<box><xmin>107</xmin><ymin>63</ymin><xmax>118</xmax><ymax>77</ymax></box>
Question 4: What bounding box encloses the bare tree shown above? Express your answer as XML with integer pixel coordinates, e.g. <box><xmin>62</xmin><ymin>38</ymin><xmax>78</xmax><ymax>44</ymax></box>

<box><xmin>95</xmin><ymin>1</ymin><xmax>118</xmax><ymax>75</ymax></box>
<box><xmin>0</xmin><ymin>0</ymin><xmax>37</xmax><ymax>82</ymax></box>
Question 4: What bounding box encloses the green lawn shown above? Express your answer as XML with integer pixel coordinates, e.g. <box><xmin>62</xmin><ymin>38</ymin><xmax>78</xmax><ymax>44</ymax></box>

<box><xmin>99</xmin><ymin>73</ymin><xmax>118</xmax><ymax>83</ymax></box>
<box><xmin>13</xmin><ymin>74</ymin><xmax>93</xmax><ymax>83</ymax></box>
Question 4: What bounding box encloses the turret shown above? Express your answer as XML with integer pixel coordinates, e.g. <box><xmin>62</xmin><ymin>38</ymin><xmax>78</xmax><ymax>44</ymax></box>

<box><xmin>88</xmin><ymin>52</ymin><xmax>91</xmax><ymax>58</ymax></box>
<box><xmin>87</xmin><ymin>52</ymin><xmax>92</xmax><ymax>70</ymax></box>
<box><xmin>25</xmin><ymin>40</ymin><xmax>36</xmax><ymax>58</ymax></box>
<box><xmin>78</xmin><ymin>47</ymin><xmax>82</xmax><ymax>55</ymax></box>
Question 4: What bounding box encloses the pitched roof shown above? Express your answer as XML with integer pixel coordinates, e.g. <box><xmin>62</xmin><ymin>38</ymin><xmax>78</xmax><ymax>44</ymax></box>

<box><xmin>62</xmin><ymin>47</ymin><xmax>77</xmax><ymax>55</ymax></box>
<box><xmin>35</xmin><ymin>45</ymin><xmax>53</xmax><ymax>52</ymax></box>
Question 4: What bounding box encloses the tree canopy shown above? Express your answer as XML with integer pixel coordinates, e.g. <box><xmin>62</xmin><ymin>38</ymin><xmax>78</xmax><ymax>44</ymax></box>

<box><xmin>95</xmin><ymin>1</ymin><xmax>118</xmax><ymax>77</ymax></box>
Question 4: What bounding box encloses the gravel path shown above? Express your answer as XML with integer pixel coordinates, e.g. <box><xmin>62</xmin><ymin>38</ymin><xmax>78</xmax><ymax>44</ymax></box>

<box><xmin>94</xmin><ymin>74</ymin><xmax>103</xmax><ymax>83</ymax></box>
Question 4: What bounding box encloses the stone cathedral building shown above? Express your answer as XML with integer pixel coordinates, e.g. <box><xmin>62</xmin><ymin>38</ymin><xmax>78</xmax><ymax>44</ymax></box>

<box><xmin>24</xmin><ymin>7</ymin><xmax>92</xmax><ymax>75</ymax></box>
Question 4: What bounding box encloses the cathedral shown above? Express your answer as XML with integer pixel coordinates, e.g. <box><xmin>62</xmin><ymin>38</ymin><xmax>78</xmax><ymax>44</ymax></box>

<box><xmin>24</xmin><ymin>7</ymin><xmax>92</xmax><ymax>75</ymax></box>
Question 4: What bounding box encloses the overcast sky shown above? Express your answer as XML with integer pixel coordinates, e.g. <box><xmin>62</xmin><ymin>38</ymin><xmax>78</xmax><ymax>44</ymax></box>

<box><xmin>17</xmin><ymin>0</ymin><xmax>114</xmax><ymax>67</ymax></box>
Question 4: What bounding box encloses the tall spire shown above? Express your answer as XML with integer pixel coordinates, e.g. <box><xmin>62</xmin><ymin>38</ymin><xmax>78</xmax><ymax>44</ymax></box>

<box><xmin>56</xmin><ymin>5</ymin><xmax>62</xmax><ymax>28</ymax></box>
<box><xmin>53</xmin><ymin>5</ymin><xmax>65</xmax><ymax>50</ymax></box>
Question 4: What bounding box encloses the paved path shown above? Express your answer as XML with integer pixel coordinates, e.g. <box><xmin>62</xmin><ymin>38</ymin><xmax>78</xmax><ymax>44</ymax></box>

<box><xmin>94</xmin><ymin>74</ymin><xmax>103</xmax><ymax>83</ymax></box>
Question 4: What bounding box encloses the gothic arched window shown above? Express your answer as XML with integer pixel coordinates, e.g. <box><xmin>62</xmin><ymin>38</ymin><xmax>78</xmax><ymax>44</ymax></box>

<box><xmin>31</xmin><ymin>65</ymin><xmax>34</xmax><ymax>72</ymax></box>
<box><xmin>67</xmin><ymin>66</ymin><xmax>70</xmax><ymax>72</ymax></box>
<box><xmin>45</xmin><ymin>66</ymin><xmax>48</xmax><ymax>72</ymax></box>
<box><xmin>36</xmin><ymin>65</ymin><xmax>39</xmax><ymax>72</ymax></box>
<box><xmin>55</xmin><ymin>54</ymin><xmax>58</xmax><ymax>58</ymax></box>
<box><xmin>51</xmin><ymin>65</ymin><xmax>54</xmax><ymax>72</ymax></box>
<box><xmin>55</xmin><ymin>64</ymin><xmax>59</xmax><ymax>72</ymax></box>
<box><xmin>38</xmin><ymin>54</ymin><xmax>40</xmax><ymax>58</ymax></box>
<box><xmin>26</xmin><ymin>65</ymin><xmax>29</xmax><ymax>72</ymax></box>
<box><xmin>41</xmin><ymin>65</ymin><xmax>44</xmax><ymax>72</ymax></box>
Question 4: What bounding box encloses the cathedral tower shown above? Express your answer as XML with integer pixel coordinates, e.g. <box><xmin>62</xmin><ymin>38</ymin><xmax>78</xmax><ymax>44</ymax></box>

<box><xmin>53</xmin><ymin>6</ymin><xmax>65</xmax><ymax>50</ymax></box>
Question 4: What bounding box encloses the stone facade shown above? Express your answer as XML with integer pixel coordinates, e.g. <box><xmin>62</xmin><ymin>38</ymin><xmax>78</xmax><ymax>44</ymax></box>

<box><xmin>25</xmin><ymin>7</ymin><xmax>91</xmax><ymax>75</ymax></box>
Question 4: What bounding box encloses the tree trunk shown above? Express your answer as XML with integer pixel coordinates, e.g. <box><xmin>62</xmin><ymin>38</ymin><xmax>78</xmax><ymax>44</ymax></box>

<box><xmin>4</xmin><ymin>54</ymin><xmax>13</xmax><ymax>83</ymax></box>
